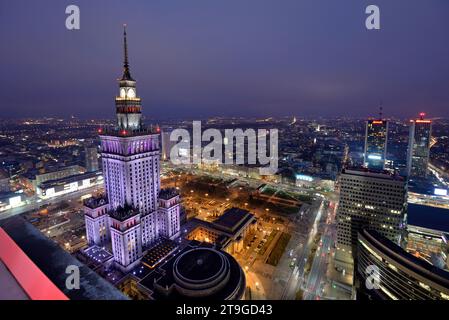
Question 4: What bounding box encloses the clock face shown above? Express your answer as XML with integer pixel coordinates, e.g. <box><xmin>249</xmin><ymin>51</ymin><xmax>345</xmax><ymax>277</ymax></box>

<box><xmin>127</xmin><ymin>88</ymin><xmax>136</xmax><ymax>98</ymax></box>
<box><xmin>120</xmin><ymin>88</ymin><xmax>126</xmax><ymax>98</ymax></box>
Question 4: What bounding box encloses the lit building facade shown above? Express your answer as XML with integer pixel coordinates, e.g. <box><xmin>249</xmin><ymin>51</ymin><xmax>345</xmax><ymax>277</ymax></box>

<box><xmin>364</xmin><ymin>119</ymin><xmax>388</xmax><ymax>170</ymax></box>
<box><xmin>335</xmin><ymin>168</ymin><xmax>407</xmax><ymax>270</ymax></box>
<box><xmin>407</xmin><ymin>113</ymin><xmax>432</xmax><ymax>179</ymax></box>
<box><xmin>109</xmin><ymin>205</ymin><xmax>143</xmax><ymax>272</ymax></box>
<box><xmin>0</xmin><ymin>169</ymin><xmax>10</xmax><ymax>193</ymax></box>
<box><xmin>157</xmin><ymin>188</ymin><xmax>181</xmax><ymax>240</ymax></box>
<box><xmin>83</xmin><ymin>26</ymin><xmax>180</xmax><ymax>272</ymax></box>
<box><xmin>84</xmin><ymin>196</ymin><xmax>110</xmax><ymax>247</ymax></box>
<box><xmin>356</xmin><ymin>229</ymin><xmax>449</xmax><ymax>300</ymax></box>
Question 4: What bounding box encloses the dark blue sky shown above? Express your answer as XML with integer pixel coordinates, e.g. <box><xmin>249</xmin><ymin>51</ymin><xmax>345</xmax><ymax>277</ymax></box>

<box><xmin>1</xmin><ymin>0</ymin><xmax>449</xmax><ymax>120</ymax></box>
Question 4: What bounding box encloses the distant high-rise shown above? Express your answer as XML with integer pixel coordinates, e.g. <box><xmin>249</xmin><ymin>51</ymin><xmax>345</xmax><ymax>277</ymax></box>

<box><xmin>364</xmin><ymin>119</ymin><xmax>388</xmax><ymax>170</ymax></box>
<box><xmin>335</xmin><ymin>168</ymin><xmax>407</xmax><ymax>271</ymax></box>
<box><xmin>407</xmin><ymin>113</ymin><xmax>432</xmax><ymax>179</ymax></box>
<box><xmin>0</xmin><ymin>169</ymin><xmax>10</xmax><ymax>192</ymax></box>
<box><xmin>84</xmin><ymin>144</ymin><xmax>99</xmax><ymax>172</ymax></box>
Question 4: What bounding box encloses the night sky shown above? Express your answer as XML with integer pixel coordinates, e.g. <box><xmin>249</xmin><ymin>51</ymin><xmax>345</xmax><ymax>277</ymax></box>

<box><xmin>1</xmin><ymin>0</ymin><xmax>449</xmax><ymax>120</ymax></box>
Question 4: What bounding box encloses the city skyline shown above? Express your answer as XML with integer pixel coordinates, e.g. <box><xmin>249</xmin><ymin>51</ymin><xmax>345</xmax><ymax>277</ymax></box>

<box><xmin>2</xmin><ymin>0</ymin><xmax>449</xmax><ymax>304</ymax></box>
<box><xmin>1</xmin><ymin>1</ymin><xmax>449</xmax><ymax>120</ymax></box>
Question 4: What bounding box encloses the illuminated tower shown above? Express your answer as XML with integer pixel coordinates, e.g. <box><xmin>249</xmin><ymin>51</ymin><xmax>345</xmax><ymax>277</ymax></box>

<box><xmin>84</xmin><ymin>196</ymin><xmax>110</xmax><ymax>247</ymax></box>
<box><xmin>83</xmin><ymin>26</ymin><xmax>180</xmax><ymax>272</ymax></box>
<box><xmin>407</xmin><ymin>113</ymin><xmax>432</xmax><ymax>179</ymax></box>
<box><xmin>109</xmin><ymin>204</ymin><xmax>142</xmax><ymax>272</ymax></box>
<box><xmin>157</xmin><ymin>188</ymin><xmax>181</xmax><ymax>240</ymax></box>
<box><xmin>100</xmin><ymin>25</ymin><xmax>161</xmax><ymax>251</ymax></box>
<box><xmin>364</xmin><ymin>117</ymin><xmax>388</xmax><ymax>170</ymax></box>
<box><xmin>116</xmin><ymin>25</ymin><xmax>142</xmax><ymax>130</ymax></box>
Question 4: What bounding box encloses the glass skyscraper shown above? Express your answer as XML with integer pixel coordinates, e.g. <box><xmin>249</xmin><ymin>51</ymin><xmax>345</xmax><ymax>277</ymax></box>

<box><xmin>407</xmin><ymin>113</ymin><xmax>432</xmax><ymax>179</ymax></box>
<box><xmin>364</xmin><ymin>119</ymin><xmax>388</xmax><ymax>170</ymax></box>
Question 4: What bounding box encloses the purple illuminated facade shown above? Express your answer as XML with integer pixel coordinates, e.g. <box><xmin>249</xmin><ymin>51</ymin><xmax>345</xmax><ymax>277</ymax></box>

<box><xmin>84</xmin><ymin>26</ymin><xmax>180</xmax><ymax>273</ymax></box>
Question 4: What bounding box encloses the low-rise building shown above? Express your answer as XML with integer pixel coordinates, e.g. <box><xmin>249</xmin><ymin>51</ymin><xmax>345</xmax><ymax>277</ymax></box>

<box><xmin>186</xmin><ymin>207</ymin><xmax>256</xmax><ymax>254</ymax></box>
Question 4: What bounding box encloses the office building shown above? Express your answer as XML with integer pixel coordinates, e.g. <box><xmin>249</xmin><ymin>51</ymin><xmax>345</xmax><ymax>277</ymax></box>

<box><xmin>335</xmin><ymin>168</ymin><xmax>407</xmax><ymax>271</ymax></box>
<box><xmin>0</xmin><ymin>169</ymin><xmax>10</xmax><ymax>193</ymax></box>
<box><xmin>407</xmin><ymin>203</ymin><xmax>449</xmax><ymax>268</ymax></box>
<box><xmin>407</xmin><ymin>113</ymin><xmax>432</xmax><ymax>179</ymax></box>
<box><xmin>364</xmin><ymin>119</ymin><xmax>388</xmax><ymax>170</ymax></box>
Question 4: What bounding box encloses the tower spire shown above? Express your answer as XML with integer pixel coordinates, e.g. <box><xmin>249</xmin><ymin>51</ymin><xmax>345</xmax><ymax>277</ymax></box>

<box><xmin>121</xmin><ymin>24</ymin><xmax>134</xmax><ymax>81</ymax></box>
<box><xmin>378</xmin><ymin>100</ymin><xmax>383</xmax><ymax>120</ymax></box>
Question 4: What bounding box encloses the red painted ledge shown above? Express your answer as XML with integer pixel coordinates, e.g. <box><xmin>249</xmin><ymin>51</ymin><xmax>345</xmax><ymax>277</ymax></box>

<box><xmin>0</xmin><ymin>227</ymin><xmax>69</xmax><ymax>300</ymax></box>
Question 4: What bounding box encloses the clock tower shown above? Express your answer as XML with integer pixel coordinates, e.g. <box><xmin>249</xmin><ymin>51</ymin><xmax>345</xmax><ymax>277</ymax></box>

<box><xmin>84</xmin><ymin>25</ymin><xmax>181</xmax><ymax>273</ymax></box>
<box><xmin>116</xmin><ymin>24</ymin><xmax>142</xmax><ymax>131</ymax></box>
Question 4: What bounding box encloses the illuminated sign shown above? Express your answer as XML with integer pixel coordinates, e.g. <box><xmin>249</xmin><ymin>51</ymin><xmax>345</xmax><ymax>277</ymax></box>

<box><xmin>434</xmin><ymin>188</ymin><xmax>448</xmax><ymax>196</ymax></box>
<box><xmin>415</xmin><ymin>120</ymin><xmax>431</xmax><ymax>124</ymax></box>
<box><xmin>367</xmin><ymin>154</ymin><xmax>382</xmax><ymax>160</ymax></box>
<box><xmin>9</xmin><ymin>196</ymin><xmax>22</xmax><ymax>207</ymax></box>
<box><xmin>296</xmin><ymin>174</ymin><xmax>313</xmax><ymax>182</ymax></box>
<box><xmin>372</xmin><ymin>120</ymin><xmax>384</xmax><ymax>124</ymax></box>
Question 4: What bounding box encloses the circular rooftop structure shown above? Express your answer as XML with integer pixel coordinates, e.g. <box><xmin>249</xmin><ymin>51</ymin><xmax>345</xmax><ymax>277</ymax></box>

<box><xmin>175</xmin><ymin>248</ymin><xmax>225</xmax><ymax>282</ymax></box>
<box><xmin>171</xmin><ymin>247</ymin><xmax>245</xmax><ymax>299</ymax></box>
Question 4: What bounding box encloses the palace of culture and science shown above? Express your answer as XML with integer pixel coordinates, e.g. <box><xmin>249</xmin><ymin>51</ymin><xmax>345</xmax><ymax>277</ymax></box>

<box><xmin>83</xmin><ymin>26</ymin><xmax>181</xmax><ymax>273</ymax></box>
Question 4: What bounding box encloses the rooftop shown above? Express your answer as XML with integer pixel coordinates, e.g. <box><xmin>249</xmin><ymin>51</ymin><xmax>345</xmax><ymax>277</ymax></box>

<box><xmin>39</xmin><ymin>171</ymin><xmax>102</xmax><ymax>189</ymax></box>
<box><xmin>109</xmin><ymin>203</ymin><xmax>139</xmax><ymax>221</ymax></box>
<box><xmin>159</xmin><ymin>188</ymin><xmax>179</xmax><ymax>200</ymax></box>
<box><xmin>213</xmin><ymin>207</ymin><xmax>254</xmax><ymax>233</ymax></box>
<box><xmin>342</xmin><ymin>167</ymin><xmax>405</xmax><ymax>181</ymax></box>
<box><xmin>0</xmin><ymin>257</ymin><xmax>29</xmax><ymax>300</ymax></box>
<box><xmin>141</xmin><ymin>238</ymin><xmax>178</xmax><ymax>269</ymax></box>
<box><xmin>175</xmin><ymin>248</ymin><xmax>223</xmax><ymax>282</ymax></box>
<box><xmin>138</xmin><ymin>241</ymin><xmax>245</xmax><ymax>300</ymax></box>
<box><xmin>0</xmin><ymin>216</ymin><xmax>128</xmax><ymax>300</ymax></box>
<box><xmin>99</xmin><ymin>126</ymin><xmax>159</xmax><ymax>138</ymax></box>
<box><xmin>83</xmin><ymin>195</ymin><xmax>108</xmax><ymax>209</ymax></box>
<box><xmin>407</xmin><ymin>203</ymin><xmax>449</xmax><ymax>233</ymax></box>
<box><xmin>83</xmin><ymin>246</ymin><xmax>113</xmax><ymax>264</ymax></box>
